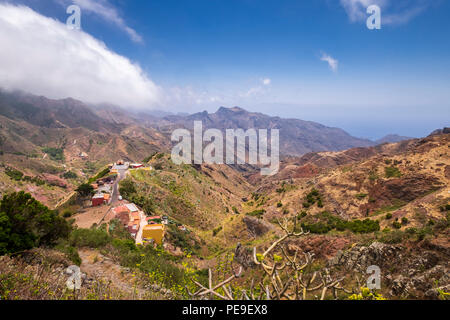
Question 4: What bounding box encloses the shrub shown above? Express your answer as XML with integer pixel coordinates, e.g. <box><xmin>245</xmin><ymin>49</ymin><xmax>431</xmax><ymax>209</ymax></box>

<box><xmin>302</xmin><ymin>189</ymin><xmax>323</xmax><ymax>208</ymax></box>
<box><xmin>42</xmin><ymin>147</ymin><xmax>64</xmax><ymax>161</ymax></box>
<box><xmin>0</xmin><ymin>192</ymin><xmax>71</xmax><ymax>255</ymax></box>
<box><xmin>63</xmin><ymin>171</ymin><xmax>78</xmax><ymax>179</ymax></box>
<box><xmin>88</xmin><ymin>167</ymin><xmax>110</xmax><ymax>183</ymax></box>
<box><xmin>355</xmin><ymin>193</ymin><xmax>368</xmax><ymax>200</ymax></box>
<box><xmin>69</xmin><ymin>228</ymin><xmax>111</xmax><ymax>248</ymax></box>
<box><xmin>232</xmin><ymin>206</ymin><xmax>239</xmax><ymax>214</ymax></box>
<box><xmin>386</xmin><ymin>213</ymin><xmax>393</xmax><ymax>220</ymax></box>
<box><xmin>154</xmin><ymin>163</ymin><xmax>163</xmax><ymax>170</ymax></box>
<box><xmin>385</xmin><ymin>166</ymin><xmax>402</xmax><ymax>178</ymax></box>
<box><xmin>369</xmin><ymin>171</ymin><xmax>378</xmax><ymax>181</ymax></box>
<box><xmin>276</xmin><ymin>202</ymin><xmax>283</xmax><ymax>208</ymax></box>
<box><xmin>62</xmin><ymin>209</ymin><xmax>74</xmax><ymax>218</ymax></box>
<box><xmin>75</xmin><ymin>183</ymin><xmax>94</xmax><ymax>197</ymax></box>
<box><xmin>379</xmin><ymin>230</ymin><xmax>405</xmax><ymax>244</ymax></box>
<box><xmin>298</xmin><ymin>211</ymin><xmax>308</xmax><ymax>219</ymax></box>
<box><xmin>55</xmin><ymin>241</ymin><xmax>82</xmax><ymax>266</ymax></box>
<box><xmin>119</xmin><ymin>179</ymin><xmax>137</xmax><ymax>199</ymax></box>
<box><xmin>166</xmin><ymin>224</ymin><xmax>200</xmax><ymax>252</ymax></box>
<box><xmin>401</xmin><ymin>217</ymin><xmax>409</xmax><ymax>225</ymax></box>
<box><xmin>301</xmin><ymin>222</ymin><xmax>331</xmax><ymax>234</ymax></box>
<box><xmin>212</xmin><ymin>226</ymin><xmax>223</xmax><ymax>236</ymax></box>
<box><xmin>5</xmin><ymin>167</ymin><xmax>23</xmax><ymax>181</ymax></box>
<box><xmin>392</xmin><ymin>221</ymin><xmax>402</xmax><ymax>229</ymax></box>
<box><xmin>246</xmin><ymin>209</ymin><xmax>265</xmax><ymax>219</ymax></box>
<box><xmin>300</xmin><ymin>212</ymin><xmax>379</xmax><ymax>234</ymax></box>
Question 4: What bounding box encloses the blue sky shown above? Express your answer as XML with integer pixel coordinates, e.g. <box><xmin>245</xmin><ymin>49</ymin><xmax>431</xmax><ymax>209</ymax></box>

<box><xmin>1</xmin><ymin>0</ymin><xmax>449</xmax><ymax>139</ymax></box>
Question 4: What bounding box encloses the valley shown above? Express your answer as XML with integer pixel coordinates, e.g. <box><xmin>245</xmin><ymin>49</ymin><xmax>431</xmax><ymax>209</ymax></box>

<box><xmin>0</xmin><ymin>91</ymin><xmax>449</xmax><ymax>300</ymax></box>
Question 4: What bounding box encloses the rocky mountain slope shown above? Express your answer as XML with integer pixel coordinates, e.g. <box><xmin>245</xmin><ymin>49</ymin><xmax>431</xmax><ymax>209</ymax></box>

<box><xmin>161</xmin><ymin>106</ymin><xmax>374</xmax><ymax>156</ymax></box>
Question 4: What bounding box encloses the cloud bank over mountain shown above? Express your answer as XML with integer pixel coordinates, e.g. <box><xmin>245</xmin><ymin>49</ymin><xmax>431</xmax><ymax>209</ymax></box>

<box><xmin>0</xmin><ymin>3</ymin><xmax>161</xmax><ymax>109</ymax></box>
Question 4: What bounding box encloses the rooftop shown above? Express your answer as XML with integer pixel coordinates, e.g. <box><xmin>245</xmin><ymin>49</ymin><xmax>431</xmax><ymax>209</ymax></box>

<box><xmin>125</xmin><ymin>203</ymin><xmax>139</xmax><ymax>212</ymax></box>
<box><xmin>144</xmin><ymin>224</ymin><xmax>164</xmax><ymax>230</ymax></box>
<box><xmin>113</xmin><ymin>205</ymin><xmax>130</xmax><ymax>214</ymax></box>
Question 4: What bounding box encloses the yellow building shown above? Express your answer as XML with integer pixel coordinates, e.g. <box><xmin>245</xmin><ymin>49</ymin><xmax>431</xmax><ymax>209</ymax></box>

<box><xmin>142</xmin><ymin>224</ymin><xmax>165</xmax><ymax>245</ymax></box>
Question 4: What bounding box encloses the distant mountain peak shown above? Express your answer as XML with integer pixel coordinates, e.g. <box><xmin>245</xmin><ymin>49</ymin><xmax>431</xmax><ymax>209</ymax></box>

<box><xmin>375</xmin><ymin>134</ymin><xmax>415</xmax><ymax>145</ymax></box>
<box><xmin>217</xmin><ymin>106</ymin><xmax>246</xmax><ymax>114</ymax></box>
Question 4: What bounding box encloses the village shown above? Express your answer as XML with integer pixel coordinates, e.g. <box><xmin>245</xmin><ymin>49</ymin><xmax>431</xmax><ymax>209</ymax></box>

<box><xmin>86</xmin><ymin>159</ymin><xmax>187</xmax><ymax>246</ymax></box>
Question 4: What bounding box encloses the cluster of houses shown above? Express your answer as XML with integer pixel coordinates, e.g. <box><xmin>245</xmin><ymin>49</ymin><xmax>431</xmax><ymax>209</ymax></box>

<box><xmin>109</xmin><ymin>160</ymin><xmax>145</xmax><ymax>174</ymax></box>
<box><xmin>88</xmin><ymin>159</ymin><xmax>177</xmax><ymax>245</ymax></box>
<box><xmin>91</xmin><ymin>160</ymin><xmax>145</xmax><ymax>207</ymax></box>
<box><xmin>91</xmin><ymin>176</ymin><xmax>115</xmax><ymax>206</ymax></box>
<box><xmin>112</xmin><ymin>203</ymin><xmax>167</xmax><ymax>245</ymax></box>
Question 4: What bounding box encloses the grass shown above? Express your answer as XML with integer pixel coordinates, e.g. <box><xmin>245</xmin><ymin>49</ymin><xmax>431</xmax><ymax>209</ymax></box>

<box><xmin>385</xmin><ymin>166</ymin><xmax>402</xmax><ymax>178</ymax></box>
<box><xmin>355</xmin><ymin>193</ymin><xmax>368</xmax><ymax>200</ymax></box>
<box><xmin>373</xmin><ymin>199</ymin><xmax>407</xmax><ymax>216</ymax></box>
<box><xmin>299</xmin><ymin>211</ymin><xmax>380</xmax><ymax>234</ymax></box>
<box><xmin>246</xmin><ymin>209</ymin><xmax>266</xmax><ymax>219</ymax></box>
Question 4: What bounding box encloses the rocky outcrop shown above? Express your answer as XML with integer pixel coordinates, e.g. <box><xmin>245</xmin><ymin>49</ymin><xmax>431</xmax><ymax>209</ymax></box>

<box><xmin>234</xmin><ymin>243</ymin><xmax>256</xmax><ymax>269</ymax></box>
<box><xmin>243</xmin><ymin>216</ymin><xmax>271</xmax><ymax>237</ymax></box>
<box><xmin>327</xmin><ymin>241</ymin><xmax>450</xmax><ymax>299</ymax></box>
<box><xmin>328</xmin><ymin>242</ymin><xmax>402</xmax><ymax>272</ymax></box>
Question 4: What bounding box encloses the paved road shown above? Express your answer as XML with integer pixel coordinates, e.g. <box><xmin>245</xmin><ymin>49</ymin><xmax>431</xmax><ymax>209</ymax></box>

<box><xmin>111</xmin><ymin>169</ymin><xmax>127</xmax><ymax>205</ymax></box>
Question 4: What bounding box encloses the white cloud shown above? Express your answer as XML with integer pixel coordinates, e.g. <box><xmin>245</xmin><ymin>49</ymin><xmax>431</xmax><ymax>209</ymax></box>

<box><xmin>262</xmin><ymin>78</ymin><xmax>271</xmax><ymax>86</ymax></box>
<box><xmin>339</xmin><ymin>0</ymin><xmax>429</xmax><ymax>25</ymax></box>
<box><xmin>0</xmin><ymin>4</ymin><xmax>161</xmax><ymax>109</ymax></box>
<box><xmin>320</xmin><ymin>53</ymin><xmax>339</xmax><ymax>72</ymax></box>
<box><xmin>57</xmin><ymin>0</ymin><xmax>143</xmax><ymax>43</ymax></box>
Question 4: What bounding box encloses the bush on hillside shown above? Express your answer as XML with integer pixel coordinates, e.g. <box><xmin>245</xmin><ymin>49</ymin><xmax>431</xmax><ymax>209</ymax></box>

<box><xmin>0</xmin><ymin>192</ymin><xmax>71</xmax><ymax>255</ymax></box>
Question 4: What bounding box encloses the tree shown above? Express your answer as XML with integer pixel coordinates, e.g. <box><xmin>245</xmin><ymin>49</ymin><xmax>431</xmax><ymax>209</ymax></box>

<box><xmin>76</xmin><ymin>183</ymin><xmax>94</xmax><ymax>197</ymax></box>
<box><xmin>187</xmin><ymin>217</ymin><xmax>370</xmax><ymax>300</ymax></box>
<box><xmin>0</xmin><ymin>191</ymin><xmax>71</xmax><ymax>255</ymax></box>
<box><xmin>119</xmin><ymin>179</ymin><xmax>136</xmax><ymax>199</ymax></box>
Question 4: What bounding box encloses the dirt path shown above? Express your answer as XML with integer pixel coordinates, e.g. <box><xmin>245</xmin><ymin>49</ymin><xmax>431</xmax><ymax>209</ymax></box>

<box><xmin>78</xmin><ymin>249</ymin><xmax>149</xmax><ymax>299</ymax></box>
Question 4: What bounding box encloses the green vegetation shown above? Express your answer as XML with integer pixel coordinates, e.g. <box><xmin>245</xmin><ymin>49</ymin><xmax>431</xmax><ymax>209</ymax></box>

<box><xmin>119</xmin><ymin>179</ymin><xmax>156</xmax><ymax>215</ymax></box>
<box><xmin>302</xmin><ymin>188</ymin><xmax>324</xmax><ymax>209</ymax></box>
<box><xmin>143</xmin><ymin>152</ymin><xmax>158</xmax><ymax>163</ymax></box>
<box><xmin>5</xmin><ymin>167</ymin><xmax>24</xmax><ymax>181</ymax></box>
<box><xmin>392</xmin><ymin>221</ymin><xmax>402</xmax><ymax>229</ymax></box>
<box><xmin>0</xmin><ymin>192</ymin><xmax>71</xmax><ymax>255</ymax></box>
<box><xmin>385</xmin><ymin>166</ymin><xmax>402</xmax><ymax>178</ymax></box>
<box><xmin>42</xmin><ymin>147</ymin><xmax>64</xmax><ymax>161</ymax></box>
<box><xmin>355</xmin><ymin>193</ymin><xmax>368</xmax><ymax>200</ymax></box>
<box><xmin>212</xmin><ymin>226</ymin><xmax>223</xmax><ymax>236</ymax></box>
<box><xmin>66</xmin><ymin>225</ymin><xmax>196</xmax><ymax>293</ymax></box>
<box><xmin>369</xmin><ymin>170</ymin><xmax>378</xmax><ymax>181</ymax></box>
<box><xmin>75</xmin><ymin>183</ymin><xmax>94</xmax><ymax>197</ymax></box>
<box><xmin>297</xmin><ymin>211</ymin><xmax>308</xmax><ymax>219</ymax></box>
<box><xmin>69</xmin><ymin>228</ymin><xmax>111</xmax><ymax>248</ymax></box>
<box><xmin>300</xmin><ymin>211</ymin><xmax>380</xmax><ymax>234</ymax></box>
<box><xmin>232</xmin><ymin>206</ymin><xmax>240</xmax><ymax>214</ymax></box>
<box><xmin>246</xmin><ymin>209</ymin><xmax>266</xmax><ymax>219</ymax></box>
<box><xmin>119</xmin><ymin>178</ymin><xmax>137</xmax><ymax>198</ymax></box>
<box><xmin>88</xmin><ymin>167</ymin><xmax>111</xmax><ymax>184</ymax></box>
<box><xmin>374</xmin><ymin>199</ymin><xmax>407</xmax><ymax>216</ymax></box>
<box><xmin>276</xmin><ymin>182</ymin><xmax>297</xmax><ymax>194</ymax></box>
<box><xmin>62</xmin><ymin>171</ymin><xmax>78</xmax><ymax>180</ymax></box>
<box><xmin>166</xmin><ymin>224</ymin><xmax>200</xmax><ymax>253</ymax></box>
